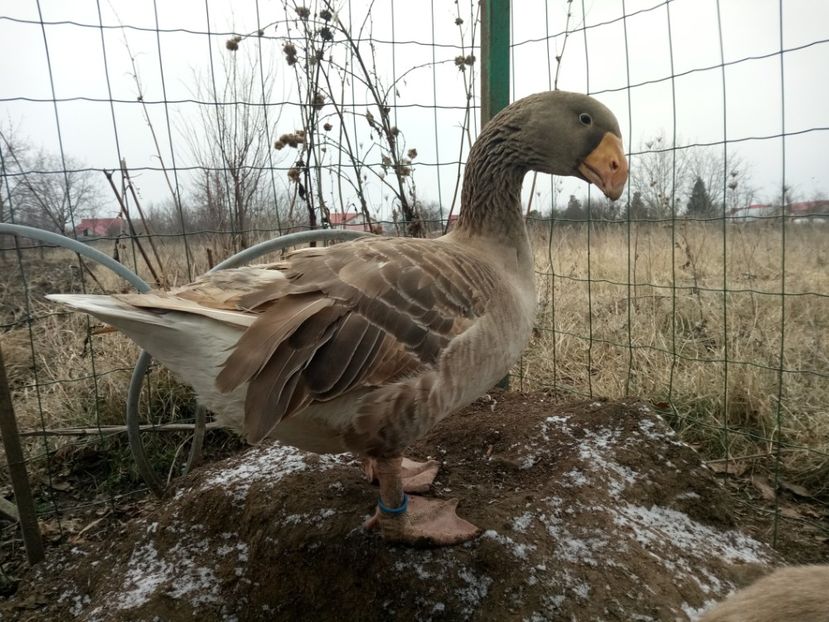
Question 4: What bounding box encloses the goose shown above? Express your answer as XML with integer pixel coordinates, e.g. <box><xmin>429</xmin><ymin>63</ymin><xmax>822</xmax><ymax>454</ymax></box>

<box><xmin>48</xmin><ymin>91</ymin><xmax>627</xmax><ymax>546</ymax></box>
<box><xmin>699</xmin><ymin>565</ymin><xmax>829</xmax><ymax>622</ymax></box>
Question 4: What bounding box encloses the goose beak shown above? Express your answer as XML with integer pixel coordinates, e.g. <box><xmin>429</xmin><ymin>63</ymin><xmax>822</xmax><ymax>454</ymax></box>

<box><xmin>578</xmin><ymin>132</ymin><xmax>628</xmax><ymax>201</ymax></box>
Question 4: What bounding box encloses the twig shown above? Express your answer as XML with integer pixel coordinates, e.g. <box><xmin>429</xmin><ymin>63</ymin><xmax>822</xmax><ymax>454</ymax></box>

<box><xmin>102</xmin><ymin>170</ymin><xmax>163</xmax><ymax>287</ymax></box>
<box><xmin>19</xmin><ymin>422</ymin><xmax>222</xmax><ymax>437</ymax></box>
<box><xmin>326</xmin><ymin>1</ymin><xmax>420</xmax><ymax>235</ymax></box>
<box><xmin>553</xmin><ymin>1</ymin><xmax>575</xmax><ymax>90</ymax></box>
<box><xmin>705</xmin><ymin>450</ymin><xmax>797</xmax><ymax>464</ymax></box>
<box><xmin>120</xmin><ymin>159</ymin><xmax>167</xmax><ymax>287</ymax></box>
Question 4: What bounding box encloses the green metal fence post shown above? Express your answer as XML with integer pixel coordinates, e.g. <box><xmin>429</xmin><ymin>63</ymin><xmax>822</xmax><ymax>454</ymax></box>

<box><xmin>481</xmin><ymin>0</ymin><xmax>511</xmax><ymax>127</ymax></box>
<box><xmin>482</xmin><ymin>0</ymin><xmax>512</xmax><ymax>390</ymax></box>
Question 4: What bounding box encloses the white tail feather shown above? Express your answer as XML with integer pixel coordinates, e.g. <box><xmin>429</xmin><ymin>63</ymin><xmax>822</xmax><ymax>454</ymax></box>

<box><xmin>47</xmin><ymin>293</ymin><xmax>247</xmax><ymax>428</ymax></box>
<box><xmin>46</xmin><ymin>294</ymin><xmax>174</xmax><ymax>328</ymax></box>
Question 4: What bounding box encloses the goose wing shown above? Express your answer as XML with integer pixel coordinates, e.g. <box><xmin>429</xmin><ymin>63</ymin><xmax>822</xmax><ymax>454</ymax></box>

<box><xmin>205</xmin><ymin>236</ymin><xmax>498</xmax><ymax>443</ymax></box>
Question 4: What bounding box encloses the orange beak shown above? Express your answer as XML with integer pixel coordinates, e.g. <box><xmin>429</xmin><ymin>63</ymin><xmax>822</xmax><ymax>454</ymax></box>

<box><xmin>577</xmin><ymin>132</ymin><xmax>628</xmax><ymax>201</ymax></box>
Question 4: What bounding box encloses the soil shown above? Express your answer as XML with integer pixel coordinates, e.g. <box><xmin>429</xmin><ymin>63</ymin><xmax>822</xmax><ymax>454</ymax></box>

<box><xmin>1</xmin><ymin>392</ymin><xmax>827</xmax><ymax>621</ymax></box>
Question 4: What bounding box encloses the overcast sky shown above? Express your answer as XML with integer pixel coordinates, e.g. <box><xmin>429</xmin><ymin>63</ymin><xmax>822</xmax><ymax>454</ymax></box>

<box><xmin>1</xmin><ymin>0</ymin><xmax>827</xmax><ymax>219</ymax></box>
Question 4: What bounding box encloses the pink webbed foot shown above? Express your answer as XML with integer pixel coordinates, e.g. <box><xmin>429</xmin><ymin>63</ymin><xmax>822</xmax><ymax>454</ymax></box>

<box><xmin>363</xmin><ymin>456</ymin><xmax>480</xmax><ymax>546</ymax></box>
<box><xmin>362</xmin><ymin>456</ymin><xmax>440</xmax><ymax>494</ymax></box>
<box><xmin>364</xmin><ymin>494</ymin><xmax>481</xmax><ymax>546</ymax></box>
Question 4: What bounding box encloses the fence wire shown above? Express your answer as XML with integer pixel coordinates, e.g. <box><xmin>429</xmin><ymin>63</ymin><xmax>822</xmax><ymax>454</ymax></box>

<box><xmin>0</xmin><ymin>0</ymin><xmax>827</xmax><ymax>577</ymax></box>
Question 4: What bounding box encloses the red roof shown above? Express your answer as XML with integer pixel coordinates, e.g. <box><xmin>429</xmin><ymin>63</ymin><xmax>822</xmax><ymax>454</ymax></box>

<box><xmin>76</xmin><ymin>217</ymin><xmax>124</xmax><ymax>236</ymax></box>
<box><xmin>789</xmin><ymin>200</ymin><xmax>829</xmax><ymax>215</ymax></box>
<box><xmin>328</xmin><ymin>212</ymin><xmax>377</xmax><ymax>232</ymax></box>
<box><xmin>328</xmin><ymin>212</ymin><xmax>359</xmax><ymax>225</ymax></box>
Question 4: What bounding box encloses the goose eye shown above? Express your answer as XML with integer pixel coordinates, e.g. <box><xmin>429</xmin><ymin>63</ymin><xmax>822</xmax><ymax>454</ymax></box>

<box><xmin>579</xmin><ymin>112</ymin><xmax>593</xmax><ymax>126</ymax></box>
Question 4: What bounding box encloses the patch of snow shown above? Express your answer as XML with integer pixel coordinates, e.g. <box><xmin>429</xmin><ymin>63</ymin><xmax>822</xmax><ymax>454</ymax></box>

<box><xmin>570</xmin><ymin>578</ymin><xmax>591</xmax><ymax>600</ymax></box>
<box><xmin>511</xmin><ymin>512</ymin><xmax>533</xmax><ymax>533</ymax></box>
<box><xmin>281</xmin><ymin>508</ymin><xmax>338</xmax><ymax>527</ymax></box>
<box><xmin>456</xmin><ymin>566</ymin><xmax>493</xmax><ymax>613</ymax></box>
<box><xmin>216</xmin><ymin>541</ymin><xmax>248</xmax><ymax>562</ymax></box>
<box><xmin>541</xmin><ymin>415</ymin><xmax>573</xmax><ymax>439</ymax></box>
<box><xmin>106</xmin><ymin>525</ymin><xmax>254</xmax><ymax>613</ymax></box>
<box><xmin>636</xmin><ymin>416</ymin><xmax>676</xmax><ymax>442</ymax></box>
<box><xmin>519</xmin><ymin>453</ymin><xmax>539</xmax><ymax>470</ymax></box>
<box><xmin>614</xmin><ymin>504</ymin><xmax>768</xmax><ymax>565</ymax></box>
<box><xmin>675</xmin><ymin>491</ymin><xmax>701</xmax><ymax>501</ymax></box>
<box><xmin>173</xmin><ymin>486</ymin><xmax>192</xmax><ymax>500</ymax></box>
<box><xmin>117</xmin><ymin>541</ymin><xmax>173</xmax><ymax>609</ymax></box>
<box><xmin>682</xmin><ymin>599</ymin><xmax>719</xmax><ymax>621</ymax></box>
<box><xmin>558</xmin><ymin>536</ymin><xmax>604</xmax><ymax>566</ymax></box>
<box><xmin>166</xmin><ymin>560</ymin><xmax>220</xmax><ymax>606</ymax></box>
<box><xmin>576</xmin><ymin>428</ymin><xmax>640</xmax><ymax>495</ymax></box>
<box><xmin>563</xmin><ymin>468</ymin><xmax>590</xmax><ymax>488</ymax></box>
<box><xmin>482</xmin><ymin>529</ymin><xmax>536</xmax><ymax>560</ymax></box>
<box><xmin>391</xmin><ymin>550</ymin><xmax>448</xmax><ymax>584</ymax></box>
<box><xmin>58</xmin><ymin>589</ymin><xmax>90</xmax><ymax>617</ymax></box>
<box><xmin>202</xmin><ymin>443</ymin><xmax>346</xmax><ymax>501</ymax></box>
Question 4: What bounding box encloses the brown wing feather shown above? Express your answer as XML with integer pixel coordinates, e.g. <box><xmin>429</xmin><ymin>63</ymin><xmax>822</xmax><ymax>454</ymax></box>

<box><xmin>212</xmin><ymin>237</ymin><xmax>497</xmax><ymax>444</ymax></box>
<box><xmin>215</xmin><ymin>295</ymin><xmax>334</xmax><ymax>393</ymax></box>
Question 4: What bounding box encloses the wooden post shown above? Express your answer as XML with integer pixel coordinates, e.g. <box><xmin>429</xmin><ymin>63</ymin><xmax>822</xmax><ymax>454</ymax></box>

<box><xmin>0</xmin><ymin>345</ymin><xmax>45</xmax><ymax>564</ymax></box>
<box><xmin>481</xmin><ymin>0</ymin><xmax>511</xmax><ymax>128</ymax></box>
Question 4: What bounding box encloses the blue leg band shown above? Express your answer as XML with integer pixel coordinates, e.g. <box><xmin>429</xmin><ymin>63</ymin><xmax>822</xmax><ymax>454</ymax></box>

<box><xmin>377</xmin><ymin>493</ymin><xmax>409</xmax><ymax>515</ymax></box>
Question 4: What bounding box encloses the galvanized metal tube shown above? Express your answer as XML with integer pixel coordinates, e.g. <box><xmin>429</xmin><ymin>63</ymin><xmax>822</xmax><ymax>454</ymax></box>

<box><xmin>0</xmin><ymin>223</ymin><xmax>151</xmax><ymax>293</ymax></box>
<box><xmin>2</xmin><ymin>224</ymin><xmax>372</xmax><ymax>496</ymax></box>
<box><xmin>126</xmin><ymin>229</ymin><xmax>372</xmax><ymax>495</ymax></box>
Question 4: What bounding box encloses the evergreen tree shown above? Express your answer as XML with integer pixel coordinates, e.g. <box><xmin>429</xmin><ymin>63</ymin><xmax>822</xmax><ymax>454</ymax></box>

<box><xmin>686</xmin><ymin>176</ymin><xmax>715</xmax><ymax>219</ymax></box>
<box><xmin>626</xmin><ymin>191</ymin><xmax>647</xmax><ymax>221</ymax></box>
<box><xmin>562</xmin><ymin>194</ymin><xmax>586</xmax><ymax>221</ymax></box>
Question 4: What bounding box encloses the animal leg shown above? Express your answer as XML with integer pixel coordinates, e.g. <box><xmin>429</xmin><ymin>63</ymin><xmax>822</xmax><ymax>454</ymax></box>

<box><xmin>361</xmin><ymin>456</ymin><xmax>440</xmax><ymax>493</ymax></box>
<box><xmin>364</xmin><ymin>456</ymin><xmax>480</xmax><ymax>546</ymax></box>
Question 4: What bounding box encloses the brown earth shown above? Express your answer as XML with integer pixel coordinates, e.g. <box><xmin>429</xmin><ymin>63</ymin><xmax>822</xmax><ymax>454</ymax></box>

<box><xmin>1</xmin><ymin>392</ymin><xmax>827</xmax><ymax>621</ymax></box>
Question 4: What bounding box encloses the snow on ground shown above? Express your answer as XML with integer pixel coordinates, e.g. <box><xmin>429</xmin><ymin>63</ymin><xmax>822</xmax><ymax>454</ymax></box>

<box><xmin>28</xmin><ymin>398</ymin><xmax>773</xmax><ymax>621</ymax></box>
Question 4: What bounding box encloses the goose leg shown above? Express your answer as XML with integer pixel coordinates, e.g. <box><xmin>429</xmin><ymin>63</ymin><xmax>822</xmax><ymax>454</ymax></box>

<box><xmin>364</xmin><ymin>456</ymin><xmax>481</xmax><ymax>546</ymax></box>
<box><xmin>362</xmin><ymin>456</ymin><xmax>440</xmax><ymax>493</ymax></box>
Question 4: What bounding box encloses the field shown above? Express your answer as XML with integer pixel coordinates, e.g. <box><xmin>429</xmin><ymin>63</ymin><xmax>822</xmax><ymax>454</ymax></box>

<box><xmin>525</xmin><ymin>220</ymin><xmax>829</xmax><ymax>495</ymax></box>
<box><xmin>0</xmin><ymin>220</ymin><xmax>827</xmax><ymax>498</ymax></box>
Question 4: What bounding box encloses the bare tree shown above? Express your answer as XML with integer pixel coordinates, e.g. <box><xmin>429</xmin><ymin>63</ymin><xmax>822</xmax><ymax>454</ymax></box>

<box><xmin>18</xmin><ymin>152</ymin><xmax>102</xmax><ymax>234</ymax></box>
<box><xmin>0</xmin><ymin>122</ymin><xmax>28</xmax><ymax>226</ymax></box>
<box><xmin>182</xmin><ymin>48</ymin><xmax>282</xmax><ymax>251</ymax></box>
<box><xmin>1</xmin><ymin>126</ymin><xmax>101</xmax><ymax>234</ymax></box>
<box><xmin>685</xmin><ymin>147</ymin><xmax>756</xmax><ymax>217</ymax></box>
<box><xmin>630</xmin><ymin>132</ymin><xmax>690</xmax><ymax>220</ymax></box>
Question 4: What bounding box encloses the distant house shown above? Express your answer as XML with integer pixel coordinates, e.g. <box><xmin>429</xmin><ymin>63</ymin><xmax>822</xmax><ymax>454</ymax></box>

<box><xmin>327</xmin><ymin>211</ymin><xmax>382</xmax><ymax>233</ymax></box>
<box><xmin>76</xmin><ymin>217</ymin><xmax>125</xmax><ymax>237</ymax></box>
<box><xmin>788</xmin><ymin>200</ymin><xmax>829</xmax><ymax>218</ymax></box>
<box><xmin>727</xmin><ymin>204</ymin><xmax>775</xmax><ymax>221</ymax></box>
<box><xmin>728</xmin><ymin>201</ymin><xmax>829</xmax><ymax>223</ymax></box>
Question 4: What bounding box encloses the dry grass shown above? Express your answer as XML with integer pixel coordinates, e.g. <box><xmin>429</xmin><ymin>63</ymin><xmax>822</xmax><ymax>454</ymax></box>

<box><xmin>523</xmin><ymin>220</ymin><xmax>829</xmax><ymax>495</ymax></box>
<box><xmin>1</xmin><ymin>223</ymin><xmax>828</xmax><ymax>495</ymax></box>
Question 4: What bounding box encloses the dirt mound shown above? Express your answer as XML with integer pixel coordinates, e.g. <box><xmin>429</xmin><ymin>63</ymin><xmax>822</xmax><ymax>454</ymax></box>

<box><xmin>2</xmin><ymin>393</ymin><xmax>776</xmax><ymax>621</ymax></box>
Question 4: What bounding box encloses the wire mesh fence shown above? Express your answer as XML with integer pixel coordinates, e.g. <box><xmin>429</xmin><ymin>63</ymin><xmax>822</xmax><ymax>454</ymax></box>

<box><xmin>0</xmin><ymin>0</ymin><xmax>827</xmax><ymax>579</ymax></box>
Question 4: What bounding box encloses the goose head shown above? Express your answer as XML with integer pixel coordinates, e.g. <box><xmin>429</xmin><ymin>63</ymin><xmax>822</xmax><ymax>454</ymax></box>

<box><xmin>487</xmin><ymin>90</ymin><xmax>628</xmax><ymax>200</ymax></box>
